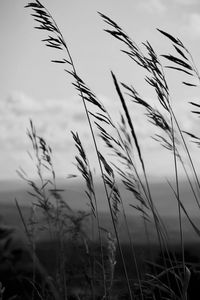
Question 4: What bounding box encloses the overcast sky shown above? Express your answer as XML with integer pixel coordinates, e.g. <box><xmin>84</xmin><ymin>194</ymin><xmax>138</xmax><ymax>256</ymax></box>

<box><xmin>0</xmin><ymin>0</ymin><xmax>200</xmax><ymax>181</ymax></box>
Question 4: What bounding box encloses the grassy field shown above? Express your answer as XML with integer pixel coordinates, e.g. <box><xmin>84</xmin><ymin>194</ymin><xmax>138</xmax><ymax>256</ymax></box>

<box><xmin>2</xmin><ymin>0</ymin><xmax>200</xmax><ymax>299</ymax></box>
<box><xmin>1</xmin><ymin>199</ymin><xmax>200</xmax><ymax>299</ymax></box>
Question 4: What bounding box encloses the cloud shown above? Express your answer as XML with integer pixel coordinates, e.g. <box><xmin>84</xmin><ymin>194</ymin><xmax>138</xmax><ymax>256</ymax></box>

<box><xmin>0</xmin><ymin>92</ymin><xmax>90</xmax><ymax>147</ymax></box>
<box><xmin>0</xmin><ymin>92</ymin><xmax>93</xmax><ymax>179</ymax></box>
<box><xmin>139</xmin><ymin>0</ymin><xmax>166</xmax><ymax>14</ymax></box>
<box><xmin>5</xmin><ymin>92</ymin><xmax>41</xmax><ymax>115</ymax></box>
<box><xmin>1</xmin><ymin>90</ymin><xmax>199</xmax><ymax>180</ymax></box>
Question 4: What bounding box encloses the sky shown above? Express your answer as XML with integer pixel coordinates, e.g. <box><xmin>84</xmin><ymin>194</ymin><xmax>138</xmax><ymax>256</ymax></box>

<box><xmin>0</xmin><ymin>0</ymin><xmax>200</xmax><ymax>182</ymax></box>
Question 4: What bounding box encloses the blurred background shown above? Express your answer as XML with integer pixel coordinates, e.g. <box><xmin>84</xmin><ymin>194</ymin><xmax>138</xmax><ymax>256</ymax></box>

<box><xmin>0</xmin><ymin>0</ymin><xmax>200</xmax><ymax>180</ymax></box>
<box><xmin>0</xmin><ymin>0</ymin><xmax>200</xmax><ymax>221</ymax></box>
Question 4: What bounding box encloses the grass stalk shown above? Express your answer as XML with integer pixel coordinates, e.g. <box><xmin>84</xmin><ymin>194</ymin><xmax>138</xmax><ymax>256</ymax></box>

<box><xmin>26</xmin><ymin>2</ymin><xmax>134</xmax><ymax>298</ymax></box>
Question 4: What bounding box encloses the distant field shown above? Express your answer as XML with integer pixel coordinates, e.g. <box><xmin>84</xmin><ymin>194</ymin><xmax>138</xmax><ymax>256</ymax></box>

<box><xmin>1</xmin><ymin>180</ymin><xmax>200</xmax><ymax>297</ymax></box>
<box><xmin>1</xmin><ymin>198</ymin><xmax>200</xmax><ymax>244</ymax></box>
<box><xmin>1</xmin><ymin>178</ymin><xmax>200</xmax><ymax>214</ymax></box>
<box><xmin>1</xmin><ymin>179</ymin><xmax>200</xmax><ymax>256</ymax></box>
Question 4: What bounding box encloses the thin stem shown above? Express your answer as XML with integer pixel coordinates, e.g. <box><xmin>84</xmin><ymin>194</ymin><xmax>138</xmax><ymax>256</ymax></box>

<box><xmin>43</xmin><ymin>8</ymin><xmax>133</xmax><ymax>299</ymax></box>
<box><xmin>169</xmin><ymin>105</ymin><xmax>186</xmax><ymax>299</ymax></box>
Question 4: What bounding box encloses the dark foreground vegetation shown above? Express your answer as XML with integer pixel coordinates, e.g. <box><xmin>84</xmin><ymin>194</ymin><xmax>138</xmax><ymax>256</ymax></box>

<box><xmin>36</xmin><ymin>239</ymin><xmax>200</xmax><ymax>299</ymax></box>
<box><xmin>2</xmin><ymin>0</ymin><xmax>200</xmax><ymax>299</ymax></box>
<box><xmin>1</xmin><ymin>225</ymin><xmax>200</xmax><ymax>299</ymax></box>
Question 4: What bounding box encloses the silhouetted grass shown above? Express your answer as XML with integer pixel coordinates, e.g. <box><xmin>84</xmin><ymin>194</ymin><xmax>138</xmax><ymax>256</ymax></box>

<box><xmin>2</xmin><ymin>0</ymin><xmax>200</xmax><ymax>299</ymax></box>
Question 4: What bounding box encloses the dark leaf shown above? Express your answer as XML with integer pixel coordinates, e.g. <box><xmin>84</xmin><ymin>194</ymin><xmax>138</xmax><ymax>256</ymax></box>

<box><xmin>34</xmin><ymin>25</ymin><xmax>51</xmax><ymax>31</ymax></box>
<box><xmin>98</xmin><ymin>152</ymin><xmax>113</xmax><ymax>176</ymax></box>
<box><xmin>189</xmin><ymin>101</ymin><xmax>200</xmax><ymax>108</ymax></box>
<box><xmin>111</xmin><ymin>71</ymin><xmax>144</xmax><ymax>169</ymax></box>
<box><xmin>157</xmin><ymin>29</ymin><xmax>179</xmax><ymax>45</ymax></box>
<box><xmin>98</xmin><ymin>12</ymin><xmax>121</xmax><ymax>30</ymax></box>
<box><xmin>51</xmin><ymin>60</ymin><xmax>67</xmax><ymax>64</ymax></box>
<box><xmin>182</xmin><ymin>82</ymin><xmax>196</xmax><ymax>87</ymax></box>
<box><xmin>182</xmin><ymin>131</ymin><xmax>200</xmax><ymax>140</ymax></box>
<box><xmin>165</xmin><ymin>66</ymin><xmax>192</xmax><ymax>76</ymax></box>
<box><xmin>32</xmin><ymin>8</ymin><xmax>48</xmax><ymax>16</ymax></box>
<box><xmin>191</xmin><ymin>111</ymin><xmax>200</xmax><ymax>115</ymax></box>
<box><xmin>173</xmin><ymin>45</ymin><xmax>188</xmax><ymax>60</ymax></box>
<box><xmin>62</xmin><ymin>59</ymin><xmax>71</xmax><ymax>64</ymax></box>
<box><xmin>89</xmin><ymin>112</ymin><xmax>110</xmax><ymax>124</ymax></box>
<box><xmin>46</xmin><ymin>44</ymin><xmax>62</xmax><ymax>50</ymax></box>
<box><xmin>162</xmin><ymin>55</ymin><xmax>192</xmax><ymax>70</ymax></box>
<box><xmin>25</xmin><ymin>1</ymin><xmax>44</xmax><ymax>9</ymax></box>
